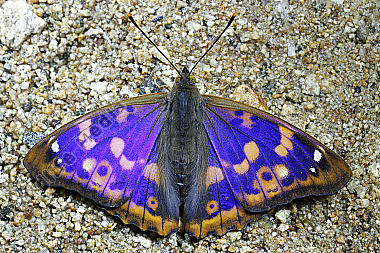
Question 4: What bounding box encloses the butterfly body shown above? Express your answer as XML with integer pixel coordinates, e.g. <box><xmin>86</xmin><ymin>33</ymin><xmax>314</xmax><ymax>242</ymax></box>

<box><xmin>156</xmin><ymin>67</ymin><xmax>209</xmax><ymax>223</ymax></box>
<box><xmin>24</xmin><ymin>66</ymin><xmax>351</xmax><ymax>238</ymax></box>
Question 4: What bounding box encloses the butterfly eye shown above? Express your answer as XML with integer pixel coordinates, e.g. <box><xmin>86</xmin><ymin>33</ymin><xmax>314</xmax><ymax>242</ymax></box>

<box><xmin>190</xmin><ymin>75</ymin><xmax>197</xmax><ymax>84</ymax></box>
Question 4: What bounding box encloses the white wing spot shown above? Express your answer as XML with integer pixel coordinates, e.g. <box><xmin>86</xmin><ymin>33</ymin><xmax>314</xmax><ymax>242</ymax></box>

<box><xmin>314</xmin><ymin>149</ymin><xmax>322</xmax><ymax>162</ymax></box>
<box><xmin>310</xmin><ymin>167</ymin><xmax>316</xmax><ymax>173</ymax></box>
<box><xmin>83</xmin><ymin>158</ymin><xmax>96</xmax><ymax>172</ymax></box>
<box><xmin>56</xmin><ymin>158</ymin><xmax>63</xmax><ymax>165</ymax></box>
<box><xmin>52</xmin><ymin>141</ymin><xmax>60</xmax><ymax>153</ymax></box>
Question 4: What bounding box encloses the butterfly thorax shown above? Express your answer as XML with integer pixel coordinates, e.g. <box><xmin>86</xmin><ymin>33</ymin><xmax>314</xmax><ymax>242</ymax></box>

<box><xmin>156</xmin><ymin>67</ymin><xmax>209</xmax><ymax>222</ymax></box>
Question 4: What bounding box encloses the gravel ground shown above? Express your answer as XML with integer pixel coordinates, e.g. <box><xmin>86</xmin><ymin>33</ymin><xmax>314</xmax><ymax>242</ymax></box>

<box><xmin>0</xmin><ymin>0</ymin><xmax>378</xmax><ymax>252</ymax></box>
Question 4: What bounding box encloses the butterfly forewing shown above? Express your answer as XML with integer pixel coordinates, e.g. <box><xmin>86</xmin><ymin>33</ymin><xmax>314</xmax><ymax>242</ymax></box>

<box><xmin>201</xmin><ymin>95</ymin><xmax>351</xmax><ymax>213</ymax></box>
<box><xmin>24</xmin><ymin>93</ymin><xmax>179</xmax><ymax>235</ymax></box>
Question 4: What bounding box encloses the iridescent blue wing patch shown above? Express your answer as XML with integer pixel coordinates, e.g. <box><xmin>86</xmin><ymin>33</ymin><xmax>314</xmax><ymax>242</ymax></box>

<box><xmin>184</xmin><ymin>95</ymin><xmax>351</xmax><ymax>238</ymax></box>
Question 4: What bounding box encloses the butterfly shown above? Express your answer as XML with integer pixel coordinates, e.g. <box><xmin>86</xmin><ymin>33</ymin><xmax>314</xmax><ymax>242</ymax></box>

<box><xmin>24</xmin><ymin>13</ymin><xmax>351</xmax><ymax>239</ymax></box>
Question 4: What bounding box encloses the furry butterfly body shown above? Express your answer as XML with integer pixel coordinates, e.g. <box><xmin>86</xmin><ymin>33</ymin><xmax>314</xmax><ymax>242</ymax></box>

<box><xmin>24</xmin><ymin>67</ymin><xmax>351</xmax><ymax>238</ymax></box>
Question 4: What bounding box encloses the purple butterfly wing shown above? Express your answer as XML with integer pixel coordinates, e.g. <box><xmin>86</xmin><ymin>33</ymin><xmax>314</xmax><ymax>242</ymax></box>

<box><xmin>24</xmin><ymin>93</ymin><xmax>178</xmax><ymax>236</ymax></box>
<box><xmin>107</xmin><ymin>137</ymin><xmax>178</xmax><ymax>236</ymax></box>
<box><xmin>185</xmin><ymin>95</ymin><xmax>351</xmax><ymax>238</ymax></box>
<box><xmin>185</xmin><ymin>138</ymin><xmax>261</xmax><ymax>238</ymax></box>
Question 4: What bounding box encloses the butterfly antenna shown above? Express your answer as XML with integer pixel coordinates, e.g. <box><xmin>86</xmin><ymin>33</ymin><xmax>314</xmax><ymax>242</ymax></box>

<box><xmin>188</xmin><ymin>12</ymin><xmax>237</xmax><ymax>77</ymax></box>
<box><xmin>127</xmin><ymin>13</ymin><xmax>182</xmax><ymax>77</ymax></box>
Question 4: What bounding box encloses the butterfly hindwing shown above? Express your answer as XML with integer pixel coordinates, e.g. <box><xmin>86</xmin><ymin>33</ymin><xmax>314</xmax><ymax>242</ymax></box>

<box><xmin>24</xmin><ymin>93</ymin><xmax>178</xmax><ymax>236</ymax></box>
<box><xmin>107</xmin><ymin>140</ymin><xmax>179</xmax><ymax>236</ymax></box>
<box><xmin>184</xmin><ymin>138</ymin><xmax>261</xmax><ymax>238</ymax></box>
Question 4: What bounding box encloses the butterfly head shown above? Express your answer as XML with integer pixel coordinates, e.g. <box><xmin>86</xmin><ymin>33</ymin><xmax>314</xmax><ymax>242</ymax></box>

<box><xmin>175</xmin><ymin>67</ymin><xmax>197</xmax><ymax>88</ymax></box>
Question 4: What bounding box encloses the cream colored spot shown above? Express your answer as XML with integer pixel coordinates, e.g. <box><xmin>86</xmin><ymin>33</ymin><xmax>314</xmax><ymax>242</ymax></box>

<box><xmin>222</xmin><ymin>160</ymin><xmax>229</xmax><ymax>168</ymax></box>
<box><xmin>78</xmin><ymin>119</ymin><xmax>91</xmax><ymax>131</ymax></box>
<box><xmin>83</xmin><ymin>158</ymin><xmax>97</xmax><ymax>172</ymax></box>
<box><xmin>144</xmin><ymin>163</ymin><xmax>160</xmax><ymax>184</ymax></box>
<box><xmin>244</xmin><ymin>141</ymin><xmax>260</xmax><ymax>162</ymax></box>
<box><xmin>281</xmin><ymin>136</ymin><xmax>293</xmax><ymax>150</ymax></box>
<box><xmin>116</xmin><ymin>107</ymin><xmax>131</xmax><ymax>123</ymax></box>
<box><xmin>110</xmin><ymin>137</ymin><xmax>125</xmax><ymax>158</ymax></box>
<box><xmin>275</xmin><ymin>144</ymin><xmax>288</xmax><ymax>157</ymax></box>
<box><xmin>233</xmin><ymin>159</ymin><xmax>250</xmax><ymax>175</ymax></box>
<box><xmin>273</xmin><ymin>164</ymin><xmax>289</xmax><ymax>179</ymax></box>
<box><xmin>314</xmin><ymin>150</ymin><xmax>322</xmax><ymax>162</ymax></box>
<box><xmin>78</xmin><ymin>119</ymin><xmax>97</xmax><ymax>150</ymax></box>
<box><xmin>279</xmin><ymin>126</ymin><xmax>294</xmax><ymax>139</ymax></box>
<box><xmin>206</xmin><ymin>166</ymin><xmax>225</xmax><ymax>187</ymax></box>
<box><xmin>310</xmin><ymin>167</ymin><xmax>316</xmax><ymax>173</ymax></box>
<box><xmin>120</xmin><ymin>155</ymin><xmax>135</xmax><ymax>170</ymax></box>
<box><xmin>273</xmin><ymin>164</ymin><xmax>297</xmax><ymax>190</ymax></box>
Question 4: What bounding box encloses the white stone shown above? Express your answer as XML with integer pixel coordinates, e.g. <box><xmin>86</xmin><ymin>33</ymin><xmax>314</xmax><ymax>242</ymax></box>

<box><xmin>101</xmin><ymin>220</ymin><xmax>109</xmax><ymax>227</ymax></box>
<box><xmin>277</xmin><ymin>223</ymin><xmax>289</xmax><ymax>232</ymax></box>
<box><xmin>77</xmin><ymin>206</ymin><xmax>86</xmax><ymax>213</ymax></box>
<box><xmin>135</xmin><ymin>236</ymin><xmax>152</xmax><ymax>248</ymax></box>
<box><xmin>275</xmin><ymin>209</ymin><xmax>291</xmax><ymax>223</ymax></box>
<box><xmin>20</xmin><ymin>82</ymin><xmax>30</xmax><ymax>90</ymax></box>
<box><xmin>287</xmin><ymin>42</ymin><xmax>296</xmax><ymax>57</ymax></box>
<box><xmin>304</xmin><ymin>74</ymin><xmax>321</xmax><ymax>95</ymax></box>
<box><xmin>90</xmin><ymin>81</ymin><xmax>108</xmax><ymax>94</ymax></box>
<box><xmin>240</xmin><ymin>246</ymin><xmax>253</xmax><ymax>253</ymax></box>
<box><xmin>0</xmin><ymin>173</ymin><xmax>9</xmax><ymax>184</ymax></box>
<box><xmin>2</xmin><ymin>153</ymin><xmax>18</xmax><ymax>164</ymax></box>
<box><xmin>71</xmin><ymin>212</ymin><xmax>82</xmax><ymax>222</ymax></box>
<box><xmin>48</xmin><ymin>39</ymin><xmax>58</xmax><ymax>51</ymax></box>
<box><xmin>228</xmin><ymin>231</ymin><xmax>241</xmax><ymax>242</ymax></box>
<box><xmin>85</xmin><ymin>27</ymin><xmax>103</xmax><ymax>36</ymax></box>
<box><xmin>52</xmin><ymin>231</ymin><xmax>62</xmax><ymax>238</ymax></box>
<box><xmin>331</xmin><ymin>0</ymin><xmax>344</xmax><ymax>4</ymax></box>
<box><xmin>359</xmin><ymin>199</ymin><xmax>370</xmax><ymax>208</ymax></box>
<box><xmin>187</xmin><ymin>21</ymin><xmax>202</xmax><ymax>32</ymax></box>
<box><xmin>0</xmin><ymin>0</ymin><xmax>47</xmax><ymax>48</ymax></box>
<box><xmin>368</xmin><ymin>163</ymin><xmax>379</xmax><ymax>178</ymax></box>
<box><xmin>74</xmin><ymin>221</ymin><xmax>81</xmax><ymax>231</ymax></box>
